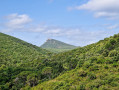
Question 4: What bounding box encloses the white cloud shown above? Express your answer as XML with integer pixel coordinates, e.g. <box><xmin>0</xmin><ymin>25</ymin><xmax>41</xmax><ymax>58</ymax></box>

<box><xmin>45</xmin><ymin>29</ymin><xmax>61</xmax><ymax>35</ymax></box>
<box><xmin>74</xmin><ymin>0</ymin><xmax>119</xmax><ymax>19</ymax></box>
<box><xmin>107</xmin><ymin>24</ymin><xmax>119</xmax><ymax>30</ymax></box>
<box><xmin>4</xmin><ymin>13</ymin><xmax>32</xmax><ymax>29</ymax></box>
<box><xmin>28</xmin><ymin>24</ymin><xmax>48</xmax><ymax>32</ymax></box>
<box><xmin>1</xmin><ymin>13</ymin><xmax>118</xmax><ymax>46</ymax></box>
<box><xmin>34</xmin><ymin>26</ymin><xmax>118</xmax><ymax>46</ymax></box>
<box><xmin>65</xmin><ymin>29</ymin><xmax>117</xmax><ymax>46</ymax></box>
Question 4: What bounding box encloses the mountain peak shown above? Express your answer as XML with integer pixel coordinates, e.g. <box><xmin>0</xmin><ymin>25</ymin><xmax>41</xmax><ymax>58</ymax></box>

<box><xmin>46</xmin><ymin>38</ymin><xmax>52</xmax><ymax>41</ymax></box>
<box><xmin>41</xmin><ymin>39</ymin><xmax>77</xmax><ymax>53</ymax></box>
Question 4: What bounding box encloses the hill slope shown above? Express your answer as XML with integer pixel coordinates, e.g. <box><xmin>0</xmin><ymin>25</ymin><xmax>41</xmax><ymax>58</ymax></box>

<box><xmin>40</xmin><ymin>39</ymin><xmax>77</xmax><ymax>53</ymax></box>
<box><xmin>0</xmin><ymin>33</ymin><xmax>61</xmax><ymax>90</ymax></box>
<box><xmin>1</xmin><ymin>32</ymin><xmax>119</xmax><ymax>90</ymax></box>
<box><xmin>33</xmin><ymin>34</ymin><xmax>119</xmax><ymax>90</ymax></box>
<box><xmin>0</xmin><ymin>32</ymin><xmax>52</xmax><ymax>66</ymax></box>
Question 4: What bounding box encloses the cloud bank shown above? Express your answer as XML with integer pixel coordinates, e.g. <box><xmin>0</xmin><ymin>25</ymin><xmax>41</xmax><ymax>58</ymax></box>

<box><xmin>5</xmin><ymin>13</ymin><xmax>32</xmax><ymax>29</ymax></box>
<box><xmin>0</xmin><ymin>13</ymin><xmax>118</xmax><ymax>46</ymax></box>
<box><xmin>73</xmin><ymin>0</ymin><xmax>119</xmax><ymax>19</ymax></box>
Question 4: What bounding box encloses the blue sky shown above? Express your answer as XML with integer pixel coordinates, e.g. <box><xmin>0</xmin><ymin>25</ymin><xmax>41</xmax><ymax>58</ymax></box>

<box><xmin>0</xmin><ymin>0</ymin><xmax>119</xmax><ymax>46</ymax></box>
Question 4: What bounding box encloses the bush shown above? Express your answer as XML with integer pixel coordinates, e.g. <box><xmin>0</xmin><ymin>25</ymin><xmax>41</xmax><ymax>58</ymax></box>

<box><xmin>96</xmin><ymin>59</ymin><xmax>104</xmax><ymax>64</ymax></box>
<box><xmin>88</xmin><ymin>80</ymin><xmax>105</xmax><ymax>89</ymax></box>
<box><xmin>89</xmin><ymin>65</ymin><xmax>99</xmax><ymax>71</ymax></box>
<box><xmin>110</xmin><ymin>39</ymin><xmax>116</xmax><ymax>45</ymax></box>
<box><xmin>112</xmin><ymin>56</ymin><xmax>119</xmax><ymax>62</ymax></box>
<box><xmin>108</xmin><ymin>50</ymin><xmax>117</xmax><ymax>57</ymax></box>
<box><xmin>88</xmin><ymin>73</ymin><xmax>96</xmax><ymax>80</ymax></box>
<box><xmin>104</xmin><ymin>65</ymin><xmax>109</xmax><ymax>69</ymax></box>
<box><xmin>105</xmin><ymin>43</ymin><xmax>113</xmax><ymax>50</ymax></box>
<box><xmin>27</xmin><ymin>73</ymin><xmax>38</xmax><ymax>87</ymax></box>
<box><xmin>83</xmin><ymin>61</ymin><xmax>92</xmax><ymax>68</ymax></box>
<box><xmin>90</xmin><ymin>57</ymin><xmax>97</xmax><ymax>63</ymax></box>
<box><xmin>105</xmin><ymin>59</ymin><xmax>113</xmax><ymax>64</ymax></box>
<box><xmin>116</xmin><ymin>37</ymin><xmax>119</xmax><ymax>42</ymax></box>
<box><xmin>102</xmin><ymin>50</ymin><xmax>109</xmax><ymax>57</ymax></box>
<box><xmin>76</xmin><ymin>59</ymin><xmax>84</xmax><ymax>68</ymax></box>
<box><xmin>79</xmin><ymin>84</ymin><xmax>86</xmax><ymax>90</ymax></box>
<box><xmin>77</xmin><ymin>71</ymin><xmax>87</xmax><ymax>77</ymax></box>
<box><xmin>112</xmin><ymin>63</ymin><xmax>118</xmax><ymax>67</ymax></box>
<box><xmin>42</xmin><ymin>67</ymin><xmax>52</xmax><ymax>79</ymax></box>
<box><xmin>96</xmin><ymin>56</ymin><xmax>105</xmax><ymax>64</ymax></box>
<box><xmin>110</xmin><ymin>82</ymin><xmax>118</xmax><ymax>87</ymax></box>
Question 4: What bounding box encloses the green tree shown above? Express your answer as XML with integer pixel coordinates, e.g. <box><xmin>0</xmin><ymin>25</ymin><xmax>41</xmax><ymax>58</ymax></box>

<box><xmin>42</xmin><ymin>67</ymin><xmax>52</xmax><ymax>79</ymax></box>
<box><xmin>27</xmin><ymin>74</ymin><xmax>38</xmax><ymax>87</ymax></box>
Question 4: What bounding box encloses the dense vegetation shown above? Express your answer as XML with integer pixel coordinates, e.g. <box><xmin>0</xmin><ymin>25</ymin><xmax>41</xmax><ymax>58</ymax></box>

<box><xmin>40</xmin><ymin>39</ymin><xmax>77</xmax><ymax>53</ymax></box>
<box><xmin>0</xmin><ymin>33</ymin><xmax>63</xmax><ymax>90</ymax></box>
<box><xmin>0</xmin><ymin>32</ymin><xmax>119</xmax><ymax>90</ymax></box>
<box><xmin>33</xmin><ymin>34</ymin><xmax>119</xmax><ymax>90</ymax></box>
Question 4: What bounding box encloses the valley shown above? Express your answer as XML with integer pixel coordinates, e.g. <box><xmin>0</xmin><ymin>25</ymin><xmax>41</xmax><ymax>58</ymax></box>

<box><xmin>0</xmin><ymin>32</ymin><xmax>119</xmax><ymax>90</ymax></box>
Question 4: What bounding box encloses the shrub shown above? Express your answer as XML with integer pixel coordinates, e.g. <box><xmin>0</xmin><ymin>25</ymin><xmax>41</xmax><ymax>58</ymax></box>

<box><xmin>105</xmin><ymin>58</ymin><xmax>113</xmax><ymax>64</ymax></box>
<box><xmin>76</xmin><ymin>60</ymin><xmax>84</xmax><ymax>68</ymax></box>
<box><xmin>96</xmin><ymin>59</ymin><xmax>104</xmax><ymax>64</ymax></box>
<box><xmin>89</xmin><ymin>65</ymin><xmax>99</xmax><ymax>71</ymax></box>
<box><xmin>27</xmin><ymin>73</ymin><xmax>38</xmax><ymax>87</ymax></box>
<box><xmin>108</xmin><ymin>50</ymin><xmax>117</xmax><ymax>57</ymax></box>
<box><xmin>88</xmin><ymin>80</ymin><xmax>106</xmax><ymax>89</ymax></box>
<box><xmin>88</xmin><ymin>73</ymin><xmax>96</xmax><ymax>80</ymax></box>
<box><xmin>77</xmin><ymin>71</ymin><xmax>87</xmax><ymax>77</ymax></box>
<box><xmin>104</xmin><ymin>65</ymin><xmax>109</xmax><ymax>69</ymax></box>
<box><xmin>96</xmin><ymin>56</ymin><xmax>105</xmax><ymax>64</ymax></box>
<box><xmin>41</xmin><ymin>67</ymin><xmax>52</xmax><ymax>79</ymax></box>
<box><xmin>102</xmin><ymin>50</ymin><xmax>109</xmax><ymax>57</ymax></box>
<box><xmin>110</xmin><ymin>82</ymin><xmax>118</xmax><ymax>87</ymax></box>
<box><xmin>116</xmin><ymin>37</ymin><xmax>119</xmax><ymax>42</ymax></box>
<box><xmin>105</xmin><ymin>43</ymin><xmax>113</xmax><ymax>50</ymax></box>
<box><xmin>112</xmin><ymin>55</ymin><xmax>119</xmax><ymax>62</ymax></box>
<box><xmin>83</xmin><ymin>61</ymin><xmax>92</xmax><ymax>68</ymax></box>
<box><xmin>79</xmin><ymin>84</ymin><xmax>86</xmax><ymax>90</ymax></box>
<box><xmin>110</xmin><ymin>39</ymin><xmax>116</xmax><ymax>45</ymax></box>
<box><xmin>112</xmin><ymin>63</ymin><xmax>118</xmax><ymax>67</ymax></box>
<box><xmin>90</xmin><ymin>57</ymin><xmax>97</xmax><ymax>63</ymax></box>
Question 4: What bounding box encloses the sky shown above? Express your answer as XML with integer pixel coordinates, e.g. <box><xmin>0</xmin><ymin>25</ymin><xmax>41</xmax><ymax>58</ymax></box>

<box><xmin>0</xmin><ymin>0</ymin><xmax>119</xmax><ymax>46</ymax></box>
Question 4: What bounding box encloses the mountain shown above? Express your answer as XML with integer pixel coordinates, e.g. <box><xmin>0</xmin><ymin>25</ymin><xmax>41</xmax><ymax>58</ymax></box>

<box><xmin>33</xmin><ymin>34</ymin><xmax>119</xmax><ymax>90</ymax></box>
<box><xmin>0</xmin><ymin>33</ymin><xmax>59</xmax><ymax>90</ymax></box>
<box><xmin>1</xmin><ymin>32</ymin><xmax>119</xmax><ymax>90</ymax></box>
<box><xmin>40</xmin><ymin>39</ymin><xmax>77</xmax><ymax>53</ymax></box>
<box><xmin>0</xmin><ymin>32</ymin><xmax>52</xmax><ymax>66</ymax></box>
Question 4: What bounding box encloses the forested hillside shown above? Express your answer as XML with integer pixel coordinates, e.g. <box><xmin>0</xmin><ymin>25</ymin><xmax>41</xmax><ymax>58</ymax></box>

<box><xmin>0</xmin><ymin>33</ymin><xmax>63</xmax><ymax>90</ymax></box>
<box><xmin>33</xmin><ymin>34</ymin><xmax>119</xmax><ymax>90</ymax></box>
<box><xmin>0</xmin><ymin>33</ymin><xmax>52</xmax><ymax>65</ymax></box>
<box><xmin>41</xmin><ymin>39</ymin><xmax>77</xmax><ymax>53</ymax></box>
<box><xmin>1</xmin><ymin>32</ymin><xmax>119</xmax><ymax>90</ymax></box>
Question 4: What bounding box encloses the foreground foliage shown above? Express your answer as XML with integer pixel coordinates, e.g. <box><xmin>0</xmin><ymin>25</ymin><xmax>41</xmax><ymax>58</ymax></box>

<box><xmin>33</xmin><ymin>34</ymin><xmax>119</xmax><ymax>90</ymax></box>
<box><xmin>0</xmin><ymin>33</ymin><xmax>61</xmax><ymax>89</ymax></box>
<box><xmin>0</xmin><ymin>32</ymin><xmax>119</xmax><ymax>90</ymax></box>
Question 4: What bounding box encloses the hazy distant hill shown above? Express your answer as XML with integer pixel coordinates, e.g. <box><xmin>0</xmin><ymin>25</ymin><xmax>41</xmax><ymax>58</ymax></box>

<box><xmin>40</xmin><ymin>39</ymin><xmax>77</xmax><ymax>53</ymax></box>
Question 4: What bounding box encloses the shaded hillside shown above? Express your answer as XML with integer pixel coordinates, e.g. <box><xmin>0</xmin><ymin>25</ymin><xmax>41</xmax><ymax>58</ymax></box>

<box><xmin>0</xmin><ymin>33</ymin><xmax>62</xmax><ymax>90</ymax></box>
<box><xmin>33</xmin><ymin>34</ymin><xmax>119</xmax><ymax>90</ymax></box>
<box><xmin>40</xmin><ymin>39</ymin><xmax>77</xmax><ymax>53</ymax></box>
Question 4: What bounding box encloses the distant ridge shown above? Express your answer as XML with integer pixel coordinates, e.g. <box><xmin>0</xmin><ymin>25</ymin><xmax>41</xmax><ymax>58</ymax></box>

<box><xmin>40</xmin><ymin>39</ymin><xmax>77</xmax><ymax>53</ymax></box>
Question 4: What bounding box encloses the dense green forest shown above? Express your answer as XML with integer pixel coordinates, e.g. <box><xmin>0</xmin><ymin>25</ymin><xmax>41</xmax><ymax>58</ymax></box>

<box><xmin>0</xmin><ymin>33</ymin><xmax>63</xmax><ymax>90</ymax></box>
<box><xmin>0</xmin><ymin>32</ymin><xmax>119</xmax><ymax>90</ymax></box>
<box><xmin>33</xmin><ymin>34</ymin><xmax>119</xmax><ymax>90</ymax></box>
<box><xmin>40</xmin><ymin>39</ymin><xmax>77</xmax><ymax>53</ymax></box>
